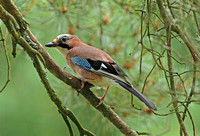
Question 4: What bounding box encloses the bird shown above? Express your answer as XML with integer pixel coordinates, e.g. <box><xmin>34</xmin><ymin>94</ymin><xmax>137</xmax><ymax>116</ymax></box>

<box><xmin>45</xmin><ymin>34</ymin><xmax>157</xmax><ymax>110</ymax></box>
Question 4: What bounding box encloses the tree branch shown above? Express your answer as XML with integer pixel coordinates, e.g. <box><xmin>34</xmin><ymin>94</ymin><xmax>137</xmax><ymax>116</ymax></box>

<box><xmin>180</xmin><ymin>63</ymin><xmax>197</xmax><ymax>136</ymax></box>
<box><xmin>0</xmin><ymin>25</ymin><xmax>10</xmax><ymax>93</ymax></box>
<box><xmin>166</xmin><ymin>25</ymin><xmax>188</xmax><ymax>136</ymax></box>
<box><xmin>0</xmin><ymin>2</ymin><xmax>139</xmax><ymax>136</ymax></box>
<box><xmin>156</xmin><ymin>0</ymin><xmax>199</xmax><ymax>62</ymax></box>
<box><xmin>59</xmin><ymin>111</ymin><xmax>74</xmax><ymax>136</ymax></box>
<box><xmin>0</xmin><ymin>4</ymin><xmax>94</xmax><ymax>136</ymax></box>
<box><xmin>27</xmin><ymin>29</ymin><xmax>138</xmax><ymax>136</ymax></box>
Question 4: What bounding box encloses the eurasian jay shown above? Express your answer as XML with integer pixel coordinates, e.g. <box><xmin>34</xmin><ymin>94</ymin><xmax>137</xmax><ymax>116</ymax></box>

<box><xmin>45</xmin><ymin>34</ymin><xmax>157</xmax><ymax>110</ymax></box>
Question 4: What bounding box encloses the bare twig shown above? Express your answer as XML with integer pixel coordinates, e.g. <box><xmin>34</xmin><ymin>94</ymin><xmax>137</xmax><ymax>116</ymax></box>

<box><xmin>138</xmin><ymin>8</ymin><xmax>145</xmax><ymax>85</ymax></box>
<box><xmin>98</xmin><ymin>1</ymin><xmax>103</xmax><ymax>49</ymax></box>
<box><xmin>59</xmin><ymin>111</ymin><xmax>74</xmax><ymax>136</ymax></box>
<box><xmin>141</xmin><ymin>50</ymin><xmax>165</xmax><ymax>94</ymax></box>
<box><xmin>180</xmin><ymin>103</ymin><xmax>196</xmax><ymax>136</ymax></box>
<box><xmin>0</xmin><ymin>25</ymin><xmax>10</xmax><ymax>93</ymax></box>
<box><xmin>156</xmin><ymin>0</ymin><xmax>199</xmax><ymax>62</ymax></box>
<box><xmin>180</xmin><ymin>64</ymin><xmax>197</xmax><ymax>136</ymax></box>
<box><xmin>166</xmin><ymin>25</ymin><xmax>188</xmax><ymax>136</ymax></box>
<box><xmin>193</xmin><ymin>11</ymin><xmax>200</xmax><ymax>35</ymax></box>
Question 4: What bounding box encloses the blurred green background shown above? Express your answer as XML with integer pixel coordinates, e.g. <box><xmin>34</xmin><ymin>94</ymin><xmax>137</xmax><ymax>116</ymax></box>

<box><xmin>0</xmin><ymin>0</ymin><xmax>200</xmax><ymax>135</ymax></box>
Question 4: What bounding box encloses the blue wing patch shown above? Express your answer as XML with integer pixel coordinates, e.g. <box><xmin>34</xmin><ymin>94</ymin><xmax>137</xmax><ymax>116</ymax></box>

<box><xmin>71</xmin><ymin>56</ymin><xmax>92</xmax><ymax>71</ymax></box>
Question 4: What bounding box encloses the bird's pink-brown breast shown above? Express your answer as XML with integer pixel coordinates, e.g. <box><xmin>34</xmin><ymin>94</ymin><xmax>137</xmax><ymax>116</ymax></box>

<box><xmin>65</xmin><ymin>44</ymin><xmax>114</xmax><ymax>86</ymax></box>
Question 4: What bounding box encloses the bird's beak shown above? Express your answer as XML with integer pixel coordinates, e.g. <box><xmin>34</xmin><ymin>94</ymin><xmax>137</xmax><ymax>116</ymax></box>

<box><xmin>45</xmin><ymin>42</ymin><xmax>59</xmax><ymax>47</ymax></box>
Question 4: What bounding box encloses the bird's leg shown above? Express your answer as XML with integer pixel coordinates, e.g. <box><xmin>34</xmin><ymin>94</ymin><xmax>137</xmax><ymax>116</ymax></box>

<box><xmin>96</xmin><ymin>86</ymin><xmax>110</xmax><ymax>107</ymax></box>
<box><xmin>77</xmin><ymin>78</ymin><xmax>85</xmax><ymax>95</ymax></box>
<box><xmin>77</xmin><ymin>77</ymin><xmax>91</xmax><ymax>95</ymax></box>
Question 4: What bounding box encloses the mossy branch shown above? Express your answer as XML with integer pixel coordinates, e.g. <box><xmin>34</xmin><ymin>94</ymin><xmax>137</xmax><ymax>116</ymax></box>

<box><xmin>0</xmin><ymin>2</ymin><xmax>139</xmax><ymax>136</ymax></box>
<box><xmin>0</xmin><ymin>4</ymin><xmax>94</xmax><ymax>136</ymax></box>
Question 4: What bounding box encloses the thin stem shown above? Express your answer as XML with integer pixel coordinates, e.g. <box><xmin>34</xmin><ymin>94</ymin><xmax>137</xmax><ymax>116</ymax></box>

<box><xmin>193</xmin><ymin>11</ymin><xmax>200</xmax><ymax>35</ymax></box>
<box><xmin>59</xmin><ymin>110</ymin><xmax>74</xmax><ymax>136</ymax></box>
<box><xmin>137</xmin><ymin>0</ymin><xmax>146</xmax><ymax>86</ymax></box>
<box><xmin>180</xmin><ymin>64</ymin><xmax>196</xmax><ymax>135</ymax></box>
<box><xmin>166</xmin><ymin>26</ymin><xmax>188</xmax><ymax>136</ymax></box>
<box><xmin>180</xmin><ymin>103</ymin><xmax>196</xmax><ymax>136</ymax></box>
<box><xmin>98</xmin><ymin>1</ymin><xmax>103</xmax><ymax>49</ymax></box>
<box><xmin>141</xmin><ymin>50</ymin><xmax>165</xmax><ymax>94</ymax></box>
<box><xmin>0</xmin><ymin>25</ymin><xmax>10</xmax><ymax>93</ymax></box>
<box><xmin>156</xmin><ymin>0</ymin><xmax>199</xmax><ymax>62</ymax></box>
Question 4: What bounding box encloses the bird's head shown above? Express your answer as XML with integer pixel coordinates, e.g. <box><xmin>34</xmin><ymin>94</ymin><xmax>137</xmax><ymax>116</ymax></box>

<box><xmin>45</xmin><ymin>34</ymin><xmax>82</xmax><ymax>56</ymax></box>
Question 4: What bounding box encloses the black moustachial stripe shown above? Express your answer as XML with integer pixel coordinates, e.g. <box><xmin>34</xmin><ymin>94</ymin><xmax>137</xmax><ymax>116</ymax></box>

<box><xmin>58</xmin><ymin>43</ymin><xmax>71</xmax><ymax>50</ymax></box>
<box><xmin>87</xmin><ymin>59</ymin><xmax>118</xmax><ymax>75</ymax></box>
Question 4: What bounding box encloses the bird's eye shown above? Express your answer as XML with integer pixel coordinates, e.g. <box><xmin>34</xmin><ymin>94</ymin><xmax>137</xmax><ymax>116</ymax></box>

<box><xmin>61</xmin><ymin>37</ymin><xmax>67</xmax><ymax>42</ymax></box>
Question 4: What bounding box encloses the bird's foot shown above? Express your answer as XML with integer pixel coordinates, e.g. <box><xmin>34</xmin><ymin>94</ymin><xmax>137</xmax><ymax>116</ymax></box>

<box><xmin>96</xmin><ymin>86</ymin><xmax>110</xmax><ymax>107</ymax></box>
<box><xmin>96</xmin><ymin>97</ymin><xmax>104</xmax><ymax>107</ymax></box>
<box><xmin>77</xmin><ymin>79</ymin><xmax>85</xmax><ymax>96</ymax></box>
<box><xmin>77</xmin><ymin>77</ymin><xmax>91</xmax><ymax>95</ymax></box>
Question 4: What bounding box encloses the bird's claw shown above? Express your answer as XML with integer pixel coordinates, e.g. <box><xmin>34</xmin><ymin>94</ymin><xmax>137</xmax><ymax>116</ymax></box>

<box><xmin>96</xmin><ymin>99</ymin><xmax>103</xmax><ymax>107</ymax></box>
<box><xmin>77</xmin><ymin>79</ymin><xmax>85</xmax><ymax>96</ymax></box>
<box><xmin>96</xmin><ymin>86</ymin><xmax>109</xmax><ymax>107</ymax></box>
<box><xmin>77</xmin><ymin>88</ymin><xmax>82</xmax><ymax>96</ymax></box>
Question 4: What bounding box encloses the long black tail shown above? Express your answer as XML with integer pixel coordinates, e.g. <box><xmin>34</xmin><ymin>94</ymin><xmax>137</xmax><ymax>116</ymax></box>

<box><xmin>116</xmin><ymin>80</ymin><xmax>157</xmax><ymax>110</ymax></box>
